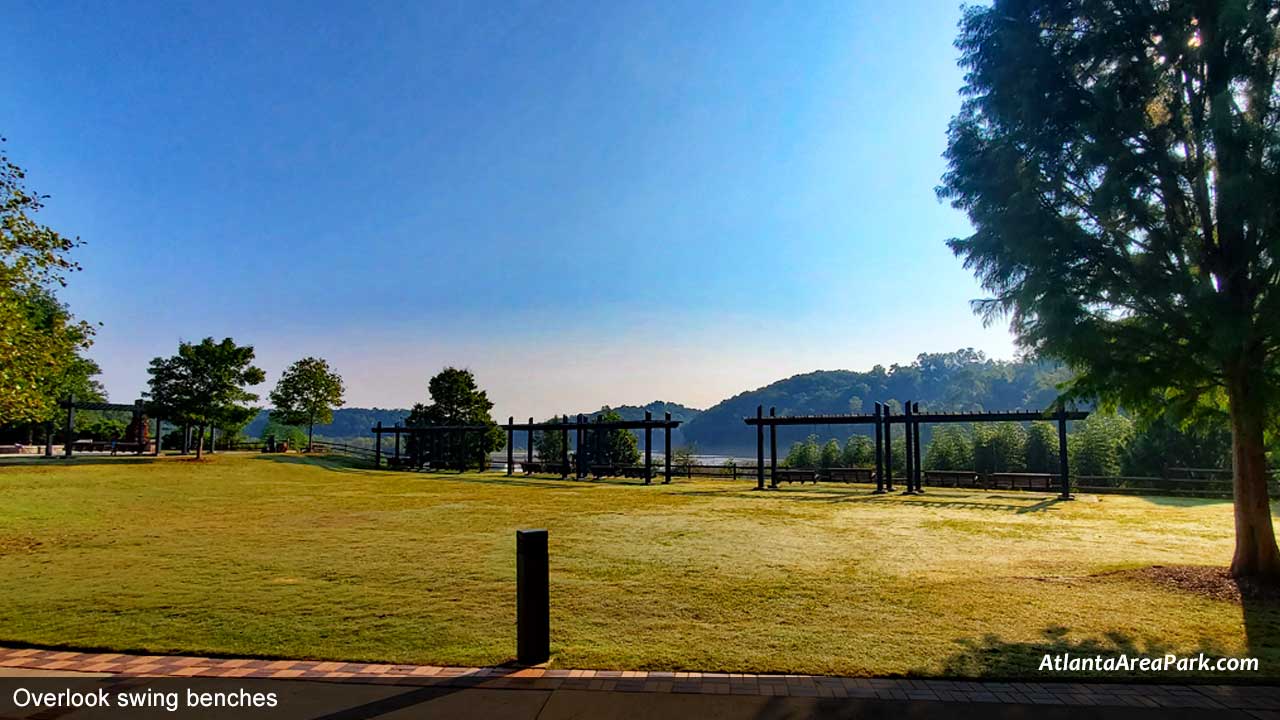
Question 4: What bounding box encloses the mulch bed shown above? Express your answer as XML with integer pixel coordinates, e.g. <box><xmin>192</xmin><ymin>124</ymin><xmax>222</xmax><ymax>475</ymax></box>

<box><xmin>1107</xmin><ymin>565</ymin><xmax>1280</xmax><ymax>605</ymax></box>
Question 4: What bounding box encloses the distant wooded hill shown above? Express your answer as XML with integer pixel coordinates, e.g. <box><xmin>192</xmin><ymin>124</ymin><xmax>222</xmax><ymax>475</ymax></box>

<box><xmin>557</xmin><ymin>401</ymin><xmax>701</xmax><ymax>448</ymax></box>
<box><xmin>679</xmin><ymin>350</ymin><xmax>1072</xmax><ymax>453</ymax></box>
<box><xmin>244</xmin><ymin>407</ymin><xmax>409</xmax><ymax>440</ymax></box>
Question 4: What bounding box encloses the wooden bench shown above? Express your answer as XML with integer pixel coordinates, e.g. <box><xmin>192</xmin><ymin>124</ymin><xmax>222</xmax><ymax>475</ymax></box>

<box><xmin>522</xmin><ymin>461</ymin><xmax>544</xmax><ymax>474</ymax></box>
<box><xmin>824</xmin><ymin>467</ymin><xmax>874</xmax><ymax>483</ymax></box>
<box><xmin>924</xmin><ymin>470</ymin><xmax>981</xmax><ymax>488</ymax></box>
<box><xmin>988</xmin><ymin>472</ymin><xmax>1057</xmax><ymax>491</ymax></box>
<box><xmin>774</xmin><ymin>468</ymin><xmax>817</xmax><ymax>485</ymax></box>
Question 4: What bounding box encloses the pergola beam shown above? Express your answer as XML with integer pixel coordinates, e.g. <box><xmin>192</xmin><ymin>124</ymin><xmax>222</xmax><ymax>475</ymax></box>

<box><xmin>745</xmin><ymin>410</ymin><xmax>1089</xmax><ymax>425</ymax></box>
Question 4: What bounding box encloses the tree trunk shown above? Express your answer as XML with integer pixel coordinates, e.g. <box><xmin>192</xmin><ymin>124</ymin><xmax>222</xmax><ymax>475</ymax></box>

<box><xmin>1227</xmin><ymin>368</ymin><xmax>1280</xmax><ymax>579</ymax></box>
<box><xmin>195</xmin><ymin>425</ymin><xmax>204</xmax><ymax>460</ymax></box>
<box><xmin>308</xmin><ymin>422</ymin><xmax>314</xmax><ymax>453</ymax></box>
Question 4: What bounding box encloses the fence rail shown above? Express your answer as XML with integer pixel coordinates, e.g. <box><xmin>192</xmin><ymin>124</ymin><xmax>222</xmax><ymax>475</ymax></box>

<box><xmin>310</xmin><ymin>440</ymin><xmax>378</xmax><ymax>461</ymax></box>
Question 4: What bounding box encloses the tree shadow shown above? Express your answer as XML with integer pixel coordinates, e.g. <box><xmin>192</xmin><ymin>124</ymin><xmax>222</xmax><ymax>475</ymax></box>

<box><xmin>462</xmin><ymin>473</ymin><xmax>657</xmax><ymax>488</ymax></box>
<box><xmin>935</xmin><ymin>575</ymin><xmax>1280</xmax><ymax>682</ymax></box>
<box><xmin>1130</xmin><ymin>494</ymin><xmax>1235</xmax><ymax>507</ymax></box>
<box><xmin>0</xmin><ymin>455</ymin><xmax>159</xmax><ymax>467</ymax></box>
<box><xmin>758</xmin><ymin>487</ymin><xmax>1065</xmax><ymax>514</ymax></box>
<box><xmin>249</xmin><ymin>454</ymin><xmax>373</xmax><ymax>475</ymax></box>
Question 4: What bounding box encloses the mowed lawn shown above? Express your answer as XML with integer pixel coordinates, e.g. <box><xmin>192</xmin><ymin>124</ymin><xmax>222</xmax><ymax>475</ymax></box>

<box><xmin>1</xmin><ymin>453</ymin><xmax>1276</xmax><ymax>679</ymax></box>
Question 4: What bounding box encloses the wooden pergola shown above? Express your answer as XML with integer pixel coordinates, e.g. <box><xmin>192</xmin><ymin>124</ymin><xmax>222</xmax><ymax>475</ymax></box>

<box><xmin>54</xmin><ymin>396</ymin><xmax>160</xmax><ymax>458</ymax></box>
<box><xmin>504</xmin><ymin>411</ymin><xmax>682</xmax><ymax>484</ymax></box>
<box><xmin>372</xmin><ymin>421</ymin><xmax>492</xmax><ymax>471</ymax></box>
<box><xmin>744</xmin><ymin>403</ymin><xmax>1089</xmax><ymax>500</ymax></box>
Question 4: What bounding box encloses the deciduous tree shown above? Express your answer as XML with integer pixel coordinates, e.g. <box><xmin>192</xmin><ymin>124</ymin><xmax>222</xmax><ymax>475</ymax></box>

<box><xmin>820</xmin><ymin>439</ymin><xmax>842</xmax><ymax>469</ymax></box>
<box><xmin>1025</xmin><ymin>421</ymin><xmax>1059</xmax><ymax>474</ymax></box>
<box><xmin>594</xmin><ymin>407</ymin><xmax>641</xmax><ymax>466</ymax></box>
<box><xmin>269</xmin><ymin>357</ymin><xmax>345</xmax><ymax>451</ymax></box>
<box><xmin>0</xmin><ymin>142</ymin><xmax>97</xmax><ymax>424</ymax></box>
<box><xmin>145</xmin><ymin>338</ymin><xmax>265</xmax><ymax>460</ymax></box>
<box><xmin>841</xmin><ymin>434</ymin><xmax>875</xmax><ymax>467</ymax></box>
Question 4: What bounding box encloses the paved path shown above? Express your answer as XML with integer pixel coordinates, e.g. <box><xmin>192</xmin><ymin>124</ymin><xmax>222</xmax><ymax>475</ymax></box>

<box><xmin>1</xmin><ymin>647</ymin><xmax>1277</xmax><ymax>718</ymax></box>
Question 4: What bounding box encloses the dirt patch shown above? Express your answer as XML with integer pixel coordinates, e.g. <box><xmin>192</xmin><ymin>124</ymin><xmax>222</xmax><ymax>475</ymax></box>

<box><xmin>1108</xmin><ymin>565</ymin><xmax>1280</xmax><ymax>605</ymax></box>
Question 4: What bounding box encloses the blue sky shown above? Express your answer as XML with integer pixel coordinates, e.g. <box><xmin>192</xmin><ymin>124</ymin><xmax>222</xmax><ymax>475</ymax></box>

<box><xmin>3</xmin><ymin>0</ymin><xmax>1016</xmax><ymax>420</ymax></box>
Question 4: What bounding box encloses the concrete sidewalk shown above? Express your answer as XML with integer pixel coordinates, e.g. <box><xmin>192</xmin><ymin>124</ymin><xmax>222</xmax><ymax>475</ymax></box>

<box><xmin>1</xmin><ymin>647</ymin><xmax>1276</xmax><ymax>718</ymax></box>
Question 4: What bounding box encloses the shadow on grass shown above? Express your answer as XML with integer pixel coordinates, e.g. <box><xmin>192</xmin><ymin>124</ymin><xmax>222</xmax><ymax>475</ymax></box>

<box><xmin>932</xmin><ymin>625</ymin><xmax>1278</xmax><ymax>683</ymax></box>
<box><xmin>249</xmin><ymin>453</ymin><xmax>375</xmax><ymax>475</ymax></box>
<box><xmin>750</xmin><ymin>486</ymin><xmax>1067</xmax><ymax>514</ymax></box>
<box><xmin>248</xmin><ymin>456</ymin><xmax>663</xmax><ymax>488</ymax></box>
<box><xmin>460</xmin><ymin>473</ymin><xmax>656</xmax><ymax>489</ymax></box>
<box><xmin>935</xmin><ymin>571</ymin><xmax>1280</xmax><ymax>683</ymax></box>
<box><xmin>0</xmin><ymin>455</ymin><xmax>159</xmax><ymax>467</ymax></box>
<box><xmin>1130</xmin><ymin>494</ymin><xmax>1234</xmax><ymax>507</ymax></box>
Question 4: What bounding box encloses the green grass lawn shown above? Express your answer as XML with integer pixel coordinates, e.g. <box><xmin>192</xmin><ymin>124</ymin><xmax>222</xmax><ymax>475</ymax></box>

<box><xmin>1</xmin><ymin>453</ymin><xmax>1276</xmax><ymax>679</ymax></box>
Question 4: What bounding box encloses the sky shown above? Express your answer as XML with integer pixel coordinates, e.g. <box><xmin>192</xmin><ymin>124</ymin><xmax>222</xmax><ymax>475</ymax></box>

<box><xmin>3</xmin><ymin>0</ymin><xmax>1017</xmax><ymax>421</ymax></box>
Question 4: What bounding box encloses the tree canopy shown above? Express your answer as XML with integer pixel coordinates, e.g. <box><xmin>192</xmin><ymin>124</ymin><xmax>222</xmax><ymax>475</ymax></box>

<box><xmin>405</xmin><ymin>367</ymin><xmax>504</xmax><ymax>470</ymax></box>
<box><xmin>0</xmin><ymin>140</ymin><xmax>98</xmax><ymax>424</ymax></box>
<box><xmin>269</xmin><ymin>357</ymin><xmax>345</xmax><ymax>450</ymax></box>
<box><xmin>592</xmin><ymin>407</ymin><xmax>641</xmax><ymax>466</ymax></box>
<box><xmin>145</xmin><ymin>337</ymin><xmax>265</xmax><ymax>459</ymax></box>
<box><xmin>939</xmin><ymin>0</ymin><xmax>1280</xmax><ymax>578</ymax></box>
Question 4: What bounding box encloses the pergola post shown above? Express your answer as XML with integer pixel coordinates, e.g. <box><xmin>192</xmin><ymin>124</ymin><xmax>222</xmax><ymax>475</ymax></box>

<box><xmin>755</xmin><ymin>405</ymin><xmax>764</xmax><ymax>490</ymax></box>
<box><xmin>576</xmin><ymin>414</ymin><xmax>586</xmax><ymax>479</ymax></box>
<box><xmin>507</xmin><ymin>417</ymin><xmax>514</xmax><ymax>475</ymax></box>
<box><xmin>592</xmin><ymin>416</ymin><xmax>602</xmax><ymax>474</ymax></box>
<box><xmin>883</xmin><ymin>404</ymin><xmax>894</xmax><ymax>491</ymax></box>
<box><xmin>560</xmin><ymin>415</ymin><xmax>569</xmax><ymax>478</ymax></box>
<box><xmin>873</xmin><ymin>402</ymin><xmax>885</xmax><ymax>493</ymax></box>
<box><xmin>527</xmin><ymin>417</ymin><xmax>534</xmax><ymax>473</ymax></box>
<box><xmin>44</xmin><ymin>421</ymin><xmax>53</xmax><ymax>458</ymax></box>
<box><xmin>1057</xmin><ymin>406</ymin><xmax>1072</xmax><ymax>500</ymax></box>
<box><xmin>913</xmin><ymin>402</ymin><xmax>924</xmax><ymax>494</ymax></box>
<box><xmin>153</xmin><ymin>416</ymin><xmax>161</xmax><ymax>456</ymax></box>
<box><xmin>902</xmin><ymin>401</ymin><xmax>915</xmax><ymax>494</ymax></box>
<box><xmin>769</xmin><ymin>406</ymin><xmax>778</xmax><ymax>489</ymax></box>
<box><xmin>663</xmin><ymin>411</ymin><xmax>672</xmax><ymax>484</ymax></box>
<box><xmin>374</xmin><ymin>421</ymin><xmax>382</xmax><ymax>468</ymax></box>
<box><xmin>133</xmin><ymin>400</ymin><xmax>145</xmax><ymax>455</ymax></box>
<box><xmin>392</xmin><ymin>424</ymin><xmax>401</xmax><ymax>465</ymax></box>
<box><xmin>644</xmin><ymin>410</ymin><xmax>653</xmax><ymax>485</ymax></box>
<box><xmin>64</xmin><ymin>394</ymin><xmax>75</xmax><ymax>458</ymax></box>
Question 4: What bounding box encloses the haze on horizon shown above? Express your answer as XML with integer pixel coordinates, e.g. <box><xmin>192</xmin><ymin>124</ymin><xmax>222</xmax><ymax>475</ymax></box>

<box><xmin>2</xmin><ymin>0</ymin><xmax>1018</xmax><ymax>421</ymax></box>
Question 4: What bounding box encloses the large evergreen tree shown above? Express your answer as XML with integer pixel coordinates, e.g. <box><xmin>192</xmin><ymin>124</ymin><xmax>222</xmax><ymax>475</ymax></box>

<box><xmin>939</xmin><ymin>0</ymin><xmax>1280</xmax><ymax>577</ymax></box>
<box><xmin>405</xmin><ymin>367</ymin><xmax>504</xmax><ymax>470</ymax></box>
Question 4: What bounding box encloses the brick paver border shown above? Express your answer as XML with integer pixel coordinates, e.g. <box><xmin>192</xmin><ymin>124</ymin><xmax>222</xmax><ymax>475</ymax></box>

<box><xmin>1</xmin><ymin>647</ymin><xmax>1277</xmax><ymax>712</ymax></box>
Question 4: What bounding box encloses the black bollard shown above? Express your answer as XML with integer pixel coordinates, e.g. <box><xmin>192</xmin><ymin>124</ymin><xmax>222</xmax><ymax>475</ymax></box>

<box><xmin>516</xmin><ymin>529</ymin><xmax>550</xmax><ymax>665</ymax></box>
